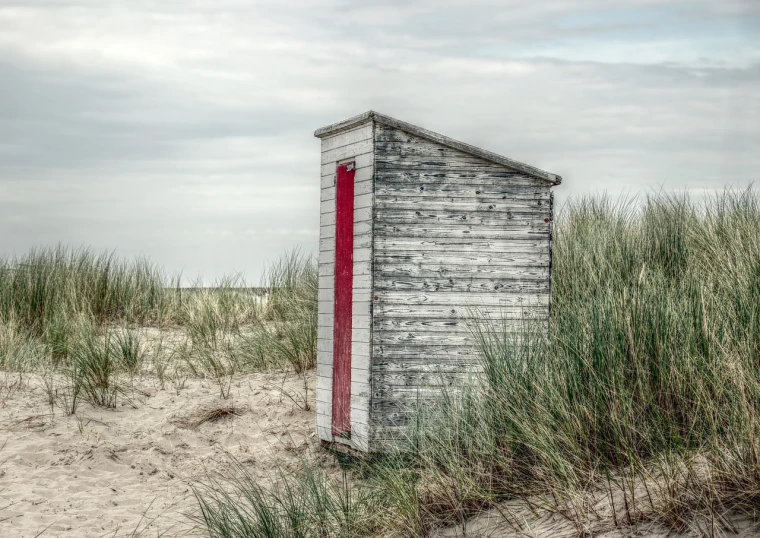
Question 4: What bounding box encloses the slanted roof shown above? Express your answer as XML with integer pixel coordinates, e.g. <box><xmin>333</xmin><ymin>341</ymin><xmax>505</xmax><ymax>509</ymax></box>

<box><xmin>314</xmin><ymin>110</ymin><xmax>561</xmax><ymax>185</ymax></box>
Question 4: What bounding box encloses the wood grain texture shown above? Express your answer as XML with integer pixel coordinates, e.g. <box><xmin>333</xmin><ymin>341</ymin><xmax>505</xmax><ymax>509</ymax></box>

<box><xmin>374</xmin><ymin>197</ymin><xmax>549</xmax><ymax>212</ymax></box>
<box><xmin>376</xmin><ymin>170</ymin><xmax>546</xmax><ymax>187</ymax></box>
<box><xmin>369</xmin><ymin>124</ymin><xmax>554</xmax><ymax>443</ymax></box>
<box><xmin>374</xmin><ymin>224</ymin><xmax>549</xmax><ymax>240</ymax></box>
<box><xmin>373</xmin><ymin>264</ymin><xmax>549</xmax><ymax>279</ymax></box>
<box><xmin>373</xmin><ymin>276</ymin><xmax>550</xmax><ymax>293</ymax></box>
<box><xmin>374</xmin><ymin>253</ymin><xmax>550</xmax><ymax>267</ymax></box>
<box><xmin>375</xmin><ymin>184</ymin><xmax>549</xmax><ymax>199</ymax></box>
<box><xmin>376</xmin><ymin>209</ymin><xmax>551</xmax><ymax>226</ymax></box>
<box><xmin>373</xmin><ymin>318</ymin><xmax>547</xmax><ymax>332</ymax></box>
<box><xmin>372</xmin><ymin>304</ymin><xmax>548</xmax><ymax>319</ymax></box>
<box><xmin>374</xmin><ymin>238</ymin><xmax>550</xmax><ymax>254</ymax></box>
<box><xmin>374</xmin><ymin>291</ymin><xmax>550</xmax><ymax>307</ymax></box>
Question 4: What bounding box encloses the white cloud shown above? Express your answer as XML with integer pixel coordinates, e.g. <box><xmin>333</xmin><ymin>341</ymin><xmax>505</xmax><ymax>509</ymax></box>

<box><xmin>0</xmin><ymin>0</ymin><xmax>757</xmax><ymax>282</ymax></box>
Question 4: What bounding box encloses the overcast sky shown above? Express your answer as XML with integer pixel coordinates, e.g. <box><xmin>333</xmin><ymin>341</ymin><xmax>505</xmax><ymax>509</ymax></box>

<box><xmin>1</xmin><ymin>1</ymin><xmax>758</xmax><ymax>283</ymax></box>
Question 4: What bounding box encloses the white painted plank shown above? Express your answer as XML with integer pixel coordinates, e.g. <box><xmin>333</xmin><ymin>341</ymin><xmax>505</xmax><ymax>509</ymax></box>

<box><xmin>319</xmin><ymin>261</ymin><xmax>371</xmax><ymax>277</ymax></box>
<box><xmin>354</xmin><ymin>248</ymin><xmax>372</xmax><ymax>263</ymax></box>
<box><xmin>320</xmin><ymin>206</ymin><xmax>372</xmax><ymax>221</ymax></box>
<box><xmin>317</xmin><ymin>361</ymin><xmax>333</xmax><ymax>378</ymax></box>
<box><xmin>352</xmin><ymin>314</ymin><xmax>371</xmax><ymax>330</ymax></box>
<box><xmin>320</xmin><ymin>152</ymin><xmax>374</xmax><ymax>177</ymax></box>
<box><xmin>351</xmin><ymin>379</ymin><xmax>370</xmax><ymax>398</ymax></box>
<box><xmin>319</xmin><ymin>273</ymin><xmax>371</xmax><ymax>290</ymax></box>
<box><xmin>353</xmin><ymin>300</ymin><xmax>371</xmax><ymax>317</ymax></box>
<box><xmin>350</xmin><ymin>352</ymin><xmax>370</xmax><ymax>371</ymax></box>
<box><xmin>320</xmin><ymin>123</ymin><xmax>373</xmax><ymax>151</ymax></box>
<box><xmin>318</xmin><ymin>313</ymin><xmax>371</xmax><ymax>329</ymax></box>
<box><xmin>318</xmin><ymin>250</ymin><xmax>337</xmax><ymax>265</ymax></box>
<box><xmin>321</xmin><ymin>139</ymin><xmax>373</xmax><ymax>164</ymax></box>
<box><xmin>355</xmin><ymin>193</ymin><xmax>373</xmax><ymax>210</ymax></box>
<box><xmin>321</xmin><ymin>220</ymin><xmax>372</xmax><ymax>239</ymax></box>
<box><xmin>320</xmin><ymin>180</ymin><xmax>373</xmax><ymax>203</ymax></box>
<box><xmin>319</xmin><ymin>234</ymin><xmax>371</xmax><ymax>252</ymax></box>
<box><xmin>318</xmin><ymin>300</ymin><xmax>334</xmax><ymax>315</ymax></box>
<box><xmin>321</xmin><ymin>165</ymin><xmax>373</xmax><ymax>189</ymax></box>
<box><xmin>351</xmin><ymin>327</ymin><xmax>371</xmax><ymax>343</ymax></box>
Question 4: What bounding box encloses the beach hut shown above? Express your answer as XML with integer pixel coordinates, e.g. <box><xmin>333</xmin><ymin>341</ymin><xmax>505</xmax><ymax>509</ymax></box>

<box><xmin>315</xmin><ymin>111</ymin><xmax>562</xmax><ymax>452</ymax></box>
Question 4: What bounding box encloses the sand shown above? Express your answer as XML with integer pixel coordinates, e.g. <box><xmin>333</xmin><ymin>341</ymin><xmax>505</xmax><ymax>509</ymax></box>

<box><xmin>0</xmin><ymin>370</ymin><xmax>317</xmax><ymax>537</ymax></box>
<box><xmin>435</xmin><ymin>480</ymin><xmax>760</xmax><ymax>538</ymax></box>
<box><xmin>4</xmin><ymin>365</ymin><xmax>760</xmax><ymax>538</ymax></box>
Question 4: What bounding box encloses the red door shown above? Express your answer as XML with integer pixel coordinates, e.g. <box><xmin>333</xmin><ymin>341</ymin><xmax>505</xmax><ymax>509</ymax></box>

<box><xmin>332</xmin><ymin>162</ymin><xmax>355</xmax><ymax>437</ymax></box>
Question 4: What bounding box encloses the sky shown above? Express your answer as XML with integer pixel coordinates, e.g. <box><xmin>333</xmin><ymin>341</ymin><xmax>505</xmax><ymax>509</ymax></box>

<box><xmin>1</xmin><ymin>0</ymin><xmax>758</xmax><ymax>283</ymax></box>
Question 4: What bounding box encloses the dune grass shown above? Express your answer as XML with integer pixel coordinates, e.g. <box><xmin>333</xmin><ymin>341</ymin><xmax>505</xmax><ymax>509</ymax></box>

<box><xmin>377</xmin><ymin>188</ymin><xmax>760</xmax><ymax>534</ymax></box>
<box><xmin>192</xmin><ymin>458</ymin><xmax>379</xmax><ymax>538</ymax></box>
<box><xmin>192</xmin><ymin>188</ymin><xmax>760</xmax><ymax>537</ymax></box>
<box><xmin>0</xmin><ymin>247</ymin><xmax>317</xmax><ymax>409</ymax></box>
<box><xmin>3</xmin><ymin>189</ymin><xmax>758</xmax><ymax>536</ymax></box>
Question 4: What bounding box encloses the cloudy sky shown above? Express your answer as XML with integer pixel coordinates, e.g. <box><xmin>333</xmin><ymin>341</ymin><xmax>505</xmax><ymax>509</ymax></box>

<box><xmin>1</xmin><ymin>1</ymin><xmax>758</xmax><ymax>282</ymax></box>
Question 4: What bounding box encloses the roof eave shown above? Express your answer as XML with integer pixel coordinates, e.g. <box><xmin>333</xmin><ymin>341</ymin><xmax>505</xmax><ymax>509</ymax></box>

<box><xmin>314</xmin><ymin>111</ymin><xmax>375</xmax><ymax>138</ymax></box>
<box><xmin>315</xmin><ymin>111</ymin><xmax>562</xmax><ymax>185</ymax></box>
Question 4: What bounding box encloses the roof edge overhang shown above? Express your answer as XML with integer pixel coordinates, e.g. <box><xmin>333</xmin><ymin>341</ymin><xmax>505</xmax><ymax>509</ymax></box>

<box><xmin>314</xmin><ymin>110</ymin><xmax>562</xmax><ymax>185</ymax></box>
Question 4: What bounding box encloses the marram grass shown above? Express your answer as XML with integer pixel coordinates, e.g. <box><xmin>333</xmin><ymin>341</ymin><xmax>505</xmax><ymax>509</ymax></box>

<box><xmin>194</xmin><ymin>188</ymin><xmax>760</xmax><ymax>537</ymax></box>
<box><xmin>395</xmin><ymin>188</ymin><xmax>760</xmax><ymax>532</ymax></box>
<box><xmin>0</xmin><ymin>247</ymin><xmax>318</xmax><ymax>409</ymax></box>
<box><xmin>1</xmin><ymin>189</ymin><xmax>758</xmax><ymax>536</ymax></box>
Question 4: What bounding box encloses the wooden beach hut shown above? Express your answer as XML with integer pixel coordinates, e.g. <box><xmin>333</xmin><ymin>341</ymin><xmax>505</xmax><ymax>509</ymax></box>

<box><xmin>315</xmin><ymin>111</ymin><xmax>562</xmax><ymax>452</ymax></box>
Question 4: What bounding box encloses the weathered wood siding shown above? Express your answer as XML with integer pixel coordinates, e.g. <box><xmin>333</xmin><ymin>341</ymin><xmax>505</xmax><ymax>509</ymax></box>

<box><xmin>370</xmin><ymin>124</ymin><xmax>553</xmax><ymax>442</ymax></box>
<box><xmin>316</xmin><ymin>121</ymin><xmax>374</xmax><ymax>451</ymax></box>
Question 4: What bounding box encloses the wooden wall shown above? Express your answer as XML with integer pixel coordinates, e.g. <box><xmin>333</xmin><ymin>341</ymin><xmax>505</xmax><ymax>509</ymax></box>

<box><xmin>369</xmin><ymin>123</ymin><xmax>553</xmax><ymax>444</ymax></box>
<box><xmin>316</xmin><ymin>121</ymin><xmax>374</xmax><ymax>451</ymax></box>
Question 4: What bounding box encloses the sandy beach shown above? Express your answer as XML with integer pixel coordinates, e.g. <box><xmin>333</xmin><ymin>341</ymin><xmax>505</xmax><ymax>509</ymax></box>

<box><xmin>0</xmin><ymin>370</ymin><xmax>316</xmax><ymax>537</ymax></box>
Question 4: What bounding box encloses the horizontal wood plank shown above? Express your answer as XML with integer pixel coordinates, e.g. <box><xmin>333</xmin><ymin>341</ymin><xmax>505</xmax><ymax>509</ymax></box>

<box><xmin>374</xmin><ymin>238</ymin><xmax>549</xmax><ymax>254</ymax></box>
<box><xmin>376</xmin><ymin>209</ymin><xmax>551</xmax><ymax>226</ymax></box>
<box><xmin>321</xmin><ymin>179</ymin><xmax>373</xmax><ymax>203</ymax></box>
<box><xmin>374</xmin><ymin>263</ymin><xmax>549</xmax><ymax>279</ymax></box>
<box><xmin>376</xmin><ymin>170</ymin><xmax>545</xmax><ymax>187</ymax></box>
<box><xmin>374</xmin><ymin>222</ymin><xmax>549</xmax><ymax>238</ymax></box>
<box><xmin>321</xmin><ymin>139</ymin><xmax>373</xmax><ymax>165</ymax></box>
<box><xmin>320</xmin><ymin>123</ymin><xmax>373</xmax><ymax>152</ymax></box>
<box><xmin>375</xmin><ymin>198</ymin><xmax>549</xmax><ymax>213</ymax></box>
<box><xmin>321</xmin><ymin>165</ymin><xmax>373</xmax><ymax>189</ymax></box>
<box><xmin>374</xmin><ymin>252</ymin><xmax>549</xmax><ymax>267</ymax></box>
<box><xmin>320</xmin><ymin>152</ymin><xmax>373</xmax><ymax>177</ymax></box>
<box><xmin>373</xmin><ymin>276</ymin><xmax>549</xmax><ymax>293</ymax></box>
<box><xmin>373</xmin><ymin>317</ymin><xmax>546</xmax><ymax>332</ymax></box>
<box><xmin>371</xmin><ymin>304</ymin><xmax>549</xmax><ymax>319</ymax></box>
<box><xmin>375</xmin><ymin>184</ymin><xmax>549</xmax><ymax>199</ymax></box>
